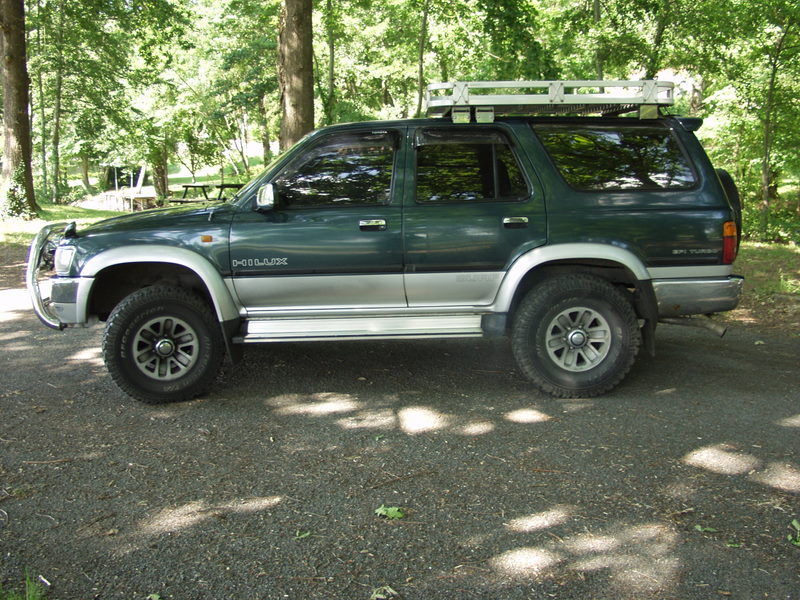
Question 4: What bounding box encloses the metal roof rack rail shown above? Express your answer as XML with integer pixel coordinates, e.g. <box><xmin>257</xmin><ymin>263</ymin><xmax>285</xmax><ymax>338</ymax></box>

<box><xmin>425</xmin><ymin>80</ymin><xmax>674</xmax><ymax>122</ymax></box>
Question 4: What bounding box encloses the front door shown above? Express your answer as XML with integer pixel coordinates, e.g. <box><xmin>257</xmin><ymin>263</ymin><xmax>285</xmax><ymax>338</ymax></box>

<box><xmin>230</xmin><ymin>128</ymin><xmax>406</xmax><ymax>312</ymax></box>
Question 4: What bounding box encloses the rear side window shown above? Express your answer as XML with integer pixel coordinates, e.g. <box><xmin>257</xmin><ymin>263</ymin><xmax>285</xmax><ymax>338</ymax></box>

<box><xmin>415</xmin><ymin>128</ymin><xmax>528</xmax><ymax>203</ymax></box>
<box><xmin>533</xmin><ymin>124</ymin><xmax>696</xmax><ymax>191</ymax></box>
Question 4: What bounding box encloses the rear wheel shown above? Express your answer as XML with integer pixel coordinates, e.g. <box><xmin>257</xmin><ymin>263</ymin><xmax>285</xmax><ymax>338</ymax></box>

<box><xmin>511</xmin><ymin>274</ymin><xmax>641</xmax><ymax>397</ymax></box>
<box><xmin>103</xmin><ymin>285</ymin><xmax>224</xmax><ymax>404</ymax></box>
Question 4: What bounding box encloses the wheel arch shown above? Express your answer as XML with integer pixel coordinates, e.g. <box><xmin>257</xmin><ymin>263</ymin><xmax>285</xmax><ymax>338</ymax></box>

<box><xmin>81</xmin><ymin>246</ymin><xmax>240</xmax><ymax>323</ymax></box>
<box><xmin>493</xmin><ymin>244</ymin><xmax>658</xmax><ymax>354</ymax></box>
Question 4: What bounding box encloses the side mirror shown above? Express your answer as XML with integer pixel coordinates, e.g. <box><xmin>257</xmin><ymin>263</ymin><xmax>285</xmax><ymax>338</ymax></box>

<box><xmin>256</xmin><ymin>183</ymin><xmax>276</xmax><ymax>211</ymax></box>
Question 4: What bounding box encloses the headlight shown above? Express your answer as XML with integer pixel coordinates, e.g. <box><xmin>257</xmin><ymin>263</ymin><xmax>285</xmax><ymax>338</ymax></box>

<box><xmin>54</xmin><ymin>246</ymin><xmax>76</xmax><ymax>275</ymax></box>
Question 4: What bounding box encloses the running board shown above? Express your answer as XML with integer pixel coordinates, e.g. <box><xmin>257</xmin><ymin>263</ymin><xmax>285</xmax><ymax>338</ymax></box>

<box><xmin>236</xmin><ymin>314</ymin><xmax>484</xmax><ymax>343</ymax></box>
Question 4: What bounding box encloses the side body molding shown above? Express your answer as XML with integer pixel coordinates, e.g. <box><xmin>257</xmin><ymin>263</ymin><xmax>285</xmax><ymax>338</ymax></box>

<box><xmin>81</xmin><ymin>246</ymin><xmax>241</xmax><ymax>323</ymax></box>
<box><xmin>490</xmin><ymin>243</ymin><xmax>651</xmax><ymax>312</ymax></box>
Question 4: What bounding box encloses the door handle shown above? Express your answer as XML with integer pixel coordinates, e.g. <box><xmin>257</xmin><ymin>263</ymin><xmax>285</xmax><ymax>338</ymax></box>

<box><xmin>359</xmin><ymin>219</ymin><xmax>387</xmax><ymax>231</ymax></box>
<box><xmin>503</xmin><ymin>216</ymin><xmax>529</xmax><ymax>229</ymax></box>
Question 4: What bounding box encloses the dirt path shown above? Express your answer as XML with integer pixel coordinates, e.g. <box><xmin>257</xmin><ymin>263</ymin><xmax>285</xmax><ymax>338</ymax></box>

<box><xmin>1</xmin><ymin>244</ymin><xmax>798</xmax><ymax>600</ymax></box>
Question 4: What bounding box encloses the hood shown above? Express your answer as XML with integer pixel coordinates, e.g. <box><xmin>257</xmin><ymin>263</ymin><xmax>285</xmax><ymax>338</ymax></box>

<box><xmin>79</xmin><ymin>202</ymin><xmax>235</xmax><ymax>235</ymax></box>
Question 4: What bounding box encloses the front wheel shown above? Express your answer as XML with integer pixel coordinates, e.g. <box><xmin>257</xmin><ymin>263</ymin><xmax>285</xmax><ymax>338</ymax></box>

<box><xmin>511</xmin><ymin>274</ymin><xmax>641</xmax><ymax>398</ymax></box>
<box><xmin>102</xmin><ymin>286</ymin><xmax>224</xmax><ymax>404</ymax></box>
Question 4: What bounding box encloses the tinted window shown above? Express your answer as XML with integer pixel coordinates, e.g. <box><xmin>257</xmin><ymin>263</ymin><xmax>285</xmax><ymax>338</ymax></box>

<box><xmin>416</xmin><ymin>128</ymin><xmax>528</xmax><ymax>203</ymax></box>
<box><xmin>534</xmin><ymin>124</ymin><xmax>696</xmax><ymax>191</ymax></box>
<box><xmin>274</xmin><ymin>131</ymin><xmax>396</xmax><ymax>208</ymax></box>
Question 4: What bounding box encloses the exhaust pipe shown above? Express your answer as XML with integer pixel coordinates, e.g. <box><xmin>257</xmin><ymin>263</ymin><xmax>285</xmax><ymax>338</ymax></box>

<box><xmin>659</xmin><ymin>316</ymin><xmax>728</xmax><ymax>337</ymax></box>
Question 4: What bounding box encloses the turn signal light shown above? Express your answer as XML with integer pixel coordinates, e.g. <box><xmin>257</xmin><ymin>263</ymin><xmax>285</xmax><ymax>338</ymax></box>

<box><xmin>722</xmin><ymin>221</ymin><xmax>738</xmax><ymax>264</ymax></box>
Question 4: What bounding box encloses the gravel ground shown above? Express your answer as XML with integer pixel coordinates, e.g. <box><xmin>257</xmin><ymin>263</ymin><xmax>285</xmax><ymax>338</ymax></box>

<box><xmin>1</xmin><ymin>245</ymin><xmax>798</xmax><ymax>600</ymax></box>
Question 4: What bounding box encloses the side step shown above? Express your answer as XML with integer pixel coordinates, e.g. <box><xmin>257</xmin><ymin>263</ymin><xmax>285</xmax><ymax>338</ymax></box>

<box><xmin>236</xmin><ymin>314</ymin><xmax>484</xmax><ymax>343</ymax></box>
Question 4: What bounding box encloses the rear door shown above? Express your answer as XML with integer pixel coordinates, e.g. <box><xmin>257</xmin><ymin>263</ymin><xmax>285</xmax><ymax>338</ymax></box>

<box><xmin>403</xmin><ymin>125</ymin><xmax>545</xmax><ymax>306</ymax></box>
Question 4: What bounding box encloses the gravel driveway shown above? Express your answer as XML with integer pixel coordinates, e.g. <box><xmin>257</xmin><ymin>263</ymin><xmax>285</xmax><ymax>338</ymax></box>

<box><xmin>1</xmin><ymin>246</ymin><xmax>798</xmax><ymax>600</ymax></box>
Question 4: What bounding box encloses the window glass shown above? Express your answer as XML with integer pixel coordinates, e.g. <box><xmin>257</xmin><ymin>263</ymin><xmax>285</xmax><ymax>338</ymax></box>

<box><xmin>274</xmin><ymin>131</ymin><xmax>396</xmax><ymax>208</ymax></box>
<box><xmin>533</xmin><ymin>124</ymin><xmax>696</xmax><ymax>191</ymax></box>
<box><xmin>415</xmin><ymin>129</ymin><xmax>528</xmax><ymax>204</ymax></box>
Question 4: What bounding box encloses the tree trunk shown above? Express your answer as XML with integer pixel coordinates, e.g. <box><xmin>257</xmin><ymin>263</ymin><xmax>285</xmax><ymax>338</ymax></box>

<box><xmin>34</xmin><ymin>0</ymin><xmax>48</xmax><ymax>196</ymax></box>
<box><xmin>51</xmin><ymin>0</ymin><xmax>65</xmax><ymax>201</ymax></box>
<box><xmin>759</xmin><ymin>25</ymin><xmax>790</xmax><ymax>238</ymax></box>
<box><xmin>415</xmin><ymin>0</ymin><xmax>430</xmax><ymax>118</ymax></box>
<box><xmin>0</xmin><ymin>0</ymin><xmax>40</xmax><ymax>218</ymax></box>
<box><xmin>592</xmin><ymin>0</ymin><xmax>603</xmax><ymax>80</ymax></box>
<box><xmin>278</xmin><ymin>0</ymin><xmax>314</xmax><ymax>150</ymax></box>
<box><xmin>325</xmin><ymin>0</ymin><xmax>335</xmax><ymax>124</ymax></box>
<box><xmin>258</xmin><ymin>94</ymin><xmax>273</xmax><ymax>165</ymax></box>
<box><xmin>80</xmin><ymin>153</ymin><xmax>92</xmax><ymax>192</ymax></box>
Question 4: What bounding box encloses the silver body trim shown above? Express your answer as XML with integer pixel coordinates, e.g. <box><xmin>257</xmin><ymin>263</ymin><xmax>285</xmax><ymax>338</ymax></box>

<box><xmin>233</xmin><ymin>274</ymin><xmax>406</xmax><ymax>314</ymax></box>
<box><xmin>405</xmin><ymin>272</ymin><xmax>503</xmax><ymax>307</ymax></box>
<box><xmin>653</xmin><ymin>276</ymin><xmax>743</xmax><ymax>316</ymax></box>
<box><xmin>242</xmin><ymin>314</ymin><xmax>483</xmax><ymax>342</ymax></box>
<box><xmin>648</xmin><ymin>265</ymin><xmax>734</xmax><ymax>279</ymax></box>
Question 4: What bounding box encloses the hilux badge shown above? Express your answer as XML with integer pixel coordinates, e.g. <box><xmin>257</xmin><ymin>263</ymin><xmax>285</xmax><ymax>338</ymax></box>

<box><xmin>232</xmin><ymin>257</ymin><xmax>288</xmax><ymax>267</ymax></box>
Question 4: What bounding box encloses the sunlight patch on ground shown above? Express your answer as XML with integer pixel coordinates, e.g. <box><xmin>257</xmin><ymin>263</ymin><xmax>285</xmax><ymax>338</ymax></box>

<box><xmin>269</xmin><ymin>392</ymin><xmax>361</xmax><ymax>416</ymax></box>
<box><xmin>336</xmin><ymin>408</ymin><xmax>397</xmax><ymax>430</ymax></box>
<box><xmin>457</xmin><ymin>420</ymin><xmax>496</xmax><ymax>436</ymax></box>
<box><xmin>141</xmin><ymin>496</ymin><xmax>283</xmax><ymax>536</ymax></box>
<box><xmin>505</xmin><ymin>506</ymin><xmax>573</xmax><ymax>533</ymax></box>
<box><xmin>0</xmin><ymin>289</ymin><xmax>31</xmax><ymax>321</ymax></box>
<box><xmin>778</xmin><ymin>414</ymin><xmax>800</xmax><ymax>427</ymax></box>
<box><xmin>68</xmin><ymin>346</ymin><xmax>104</xmax><ymax>366</ymax></box>
<box><xmin>683</xmin><ymin>444</ymin><xmax>761</xmax><ymax>475</ymax></box>
<box><xmin>489</xmin><ymin>547</ymin><xmax>562</xmax><ymax>576</ymax></box>
<box><xmin>504</xmin><ymin>407</ymin><xmax>551</xmax><ymax>424</ymax></box>
<box><xmin>487</xmin><ymin>519</ymin><xmax>680</xmax><ymax>594</ymax></box>
<box><xmin>398</xmin><ymin>406</ymin><xmax>450</xmax><ymax>434</ymax></box>
<box><xmin>749</xmin><ymin>462</ymin><xmax>800</xmax><ymax>493</ymax></box>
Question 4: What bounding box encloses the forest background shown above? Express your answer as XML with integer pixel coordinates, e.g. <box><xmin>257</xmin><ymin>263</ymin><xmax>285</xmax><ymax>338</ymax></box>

<box><xmin>1</xmin><ymin>0</ymin><xmax>799</xmax><ymax>244</ymax></box>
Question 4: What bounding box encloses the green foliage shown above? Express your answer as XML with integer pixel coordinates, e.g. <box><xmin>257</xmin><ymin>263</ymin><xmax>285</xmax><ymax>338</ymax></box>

<box><xmin>369</xmin><ymin>586</ymin><xmax>399</xmax><ymax>600</ymax></box>
<box><xmin>374</xmin><ymin>504</ymin><xmax>405</xmax><ymax>519</ymax></box>
<box><xmin>0</xmin><ymin>164</ymin><xmax>38</xmax><ymax>220</ymax></box>
<box><xmin>789</xmin><ymin>519</ymin><xmax>800</xmax><ymax>547</ymax></box>
<box><xmin>0</xmin><ymin>572</ymin><xmax>47</xmax><ymax>600</ymax></box>
<box><xmin>16</xmin><ymin>0</ymin><xmax>800</xmax><ymax>244</ymax></box>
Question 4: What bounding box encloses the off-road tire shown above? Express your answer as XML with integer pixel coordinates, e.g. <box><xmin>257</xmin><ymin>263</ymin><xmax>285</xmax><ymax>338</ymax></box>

<box><xmin>103</xmin><ymin>285</ymin><xmax>224</xmax><ymax>404</ymax></box>
<box><xmin>511</xmin><ymin>274</ymin><xmax>641</xmax><ymax>398</ymax></box>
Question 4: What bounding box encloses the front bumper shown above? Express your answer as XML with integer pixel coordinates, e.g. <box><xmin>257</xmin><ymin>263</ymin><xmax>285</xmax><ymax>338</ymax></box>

<box><xmin>652</xmin><ymin>275</ymin><xmax>744</xmax><ymax>317</ymax></box>
<box><xmin>26</xmin><ymin>223</ymin><xmax>69</xmax><ymax>329</ymax></box>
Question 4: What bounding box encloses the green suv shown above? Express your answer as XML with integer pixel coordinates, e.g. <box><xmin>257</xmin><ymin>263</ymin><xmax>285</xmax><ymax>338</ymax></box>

<box><xmin>27</xmin><ymin>81</ymin><xmax>743</xmax><ymax>403</ymax></box>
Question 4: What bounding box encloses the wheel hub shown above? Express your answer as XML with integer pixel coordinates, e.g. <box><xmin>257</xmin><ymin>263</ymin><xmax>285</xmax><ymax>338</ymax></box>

<box><xmin>132</xmin><ymin>316</ymin><xmax>199</xmax><ymax>381</ymax></box>
<box><xmin>566</xmin><ymin>329</ymin><xmax>587</xmax><ymax>348</ymax></box>
<box><xmin>154</xmin><ymin>338</ymin><xmax>176</xmax><ymax>357</ymax></box>
<box><xmin>545</xmin><ymin>306</ymin><xmax>612</xmax><ymax>372</ymax></box>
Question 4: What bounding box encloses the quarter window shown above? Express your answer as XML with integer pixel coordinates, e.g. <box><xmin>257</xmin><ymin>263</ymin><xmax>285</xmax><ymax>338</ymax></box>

<box><xmin>415</xmin><ymin>128</ymin><xmax>528</xmax><ymax>203</ymax></box>
<box><xmin>534</xmin><ymin>124</ymin><xmax>696</xmax><ymax>191</ymax></box>
<box><xmin>273</xmin><ymin>131</ymin><xmax>396</xmax><ymax>208</ymax></box>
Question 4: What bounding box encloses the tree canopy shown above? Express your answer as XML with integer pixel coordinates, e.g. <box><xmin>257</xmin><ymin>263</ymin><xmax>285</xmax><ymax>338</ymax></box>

<box><xmin>1</xmin><ymin>0</ymin><xmax>798</xmax><ymax>241</ymax></box>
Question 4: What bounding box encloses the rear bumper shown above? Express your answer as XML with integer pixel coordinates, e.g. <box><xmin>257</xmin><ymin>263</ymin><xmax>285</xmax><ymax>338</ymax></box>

<box><xmin>652</xmin><ymin>275</ymin><xmax>744</xmax><ymax>317</ymax></box>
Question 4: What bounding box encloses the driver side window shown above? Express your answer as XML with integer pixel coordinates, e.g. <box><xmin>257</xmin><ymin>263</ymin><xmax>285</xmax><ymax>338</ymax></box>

<box><xmin>273</xmin><ymin>131</ymin><xmax>397</xmax><ymax>208</ymax></box>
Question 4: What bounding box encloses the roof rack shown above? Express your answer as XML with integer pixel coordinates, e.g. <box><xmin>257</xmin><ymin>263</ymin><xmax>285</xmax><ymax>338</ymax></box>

<box><xmin>425</xmin><ymin>80</ymin><xmax>674</xmax><ymax>122</ymax></box>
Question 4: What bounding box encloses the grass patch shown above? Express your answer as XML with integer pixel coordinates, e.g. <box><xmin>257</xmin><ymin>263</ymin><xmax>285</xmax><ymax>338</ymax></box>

<box><xmin>0</xmin><ymin>573</ymin><xmax>47</xmax><ymax>600</ymax></box>
<box><xmin>0</xmin><ymin>203</ymin><xmax>125</xmax><ymax>247</ymax></box>
<box><xmin>722</xmin><ymin>242</ymin><xmax>800</xmax><ymax>331</ymax></box>
<box><xmin>734</xmin><ymin>242</ymin><xmax>800</xmax><ymax>299</ymax></box>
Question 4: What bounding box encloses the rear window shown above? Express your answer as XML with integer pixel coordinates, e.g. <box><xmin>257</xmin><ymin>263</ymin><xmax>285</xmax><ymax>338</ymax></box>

<box><xmin>533</xmin><ymin>124</ymin><xmax>696</xmax><ymax>191</ymax></box>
